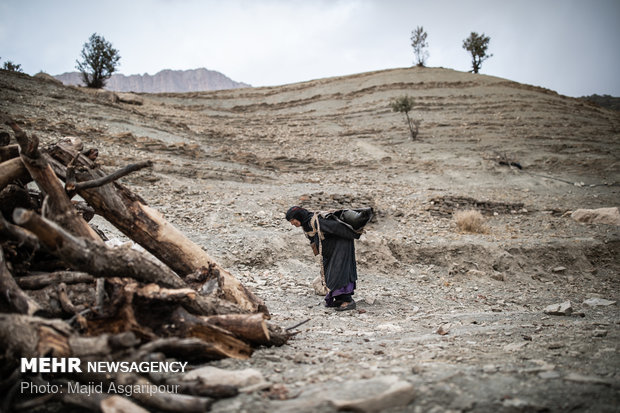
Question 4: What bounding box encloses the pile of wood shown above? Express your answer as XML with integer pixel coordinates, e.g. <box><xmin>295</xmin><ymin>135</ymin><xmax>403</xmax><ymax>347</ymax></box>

<box><xmin>0</xmin><ymin>120</ymin><xmax>289</xmax><ymax>412</ymax></box>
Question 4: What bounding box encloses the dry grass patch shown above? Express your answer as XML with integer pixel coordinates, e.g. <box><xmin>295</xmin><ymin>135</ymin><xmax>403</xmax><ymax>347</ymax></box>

<box><xmin>454</xmin><ymin>209</ymin><xmax>487</xmax><ymax>233</ymax></box>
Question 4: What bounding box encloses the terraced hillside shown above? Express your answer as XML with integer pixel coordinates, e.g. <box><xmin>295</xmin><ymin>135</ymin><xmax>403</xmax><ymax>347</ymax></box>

<box><xmin>1</xmin><ymin>66</ymin><xmax>619</xmax><ymax>412</ymax></box>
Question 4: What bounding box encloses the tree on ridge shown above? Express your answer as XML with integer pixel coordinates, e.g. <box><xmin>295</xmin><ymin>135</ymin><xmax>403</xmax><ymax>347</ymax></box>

<box><xmin>462</xmin><ymin>32</ymin><xmax>492</xmax><ymax>74</ymax></box>
<box><xmin>411</xmin><ymin>26</ymin><xmax>429</xmax><ymax>67</ymax></box>
<box><xmin>76</xmin><ymin>33</ymin><xmax>121</xmax><ymax>88</ymax></box>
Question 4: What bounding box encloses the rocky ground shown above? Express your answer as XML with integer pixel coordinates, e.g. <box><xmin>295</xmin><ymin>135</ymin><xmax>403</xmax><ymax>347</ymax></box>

<box><xmin>1</xmin><ymin>67</ymin><xmax>619</xmax><ymax>412</ymax></box>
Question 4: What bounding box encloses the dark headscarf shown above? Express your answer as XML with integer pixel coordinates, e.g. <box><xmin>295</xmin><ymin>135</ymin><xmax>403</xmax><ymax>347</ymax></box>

<box><xmin>285</xmin><ymin>206</ymin><xmax>313</xmax><ymax>232</ymax></box>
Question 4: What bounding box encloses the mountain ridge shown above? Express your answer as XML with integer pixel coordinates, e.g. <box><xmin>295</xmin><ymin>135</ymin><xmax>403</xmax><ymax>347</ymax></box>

<box><xmin>54</xmin><ymin>67</ymin><xmax>250</xmax><ymax>93</ymax></box>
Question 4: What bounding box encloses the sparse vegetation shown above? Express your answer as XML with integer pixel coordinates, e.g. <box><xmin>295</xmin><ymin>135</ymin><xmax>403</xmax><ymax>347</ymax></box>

<box><xmin>454</xmin><ymin>209</ymin><xmax>487</xmax><ymax>233</ymax></box>
<box><xmin>462</xmin><ymin>32</ymin><xmax>492</xmax><ymax>74</ymax></box>
<box><xmin>76</xmin><ymin>33</ymin><xmax>120</xmax><ymax>89</ymax></box>
<box><xmin>1</xmin><ymin>57</ymin><xmax>23</xmax><ymax>72</ymax></box>
<box><xmin>390</xmin><ymin>95</ymin><xmax>420</xmax><ymax>140</ymax></box>
<box><xmin>410</xmin><ymin>26</ymin><xmax>429</xmax><ymax>67</ymax></box>
<box><xmin>581</xmin><ymin>94</ymin><xmax>620</xmax><ymax>111</ymax></box>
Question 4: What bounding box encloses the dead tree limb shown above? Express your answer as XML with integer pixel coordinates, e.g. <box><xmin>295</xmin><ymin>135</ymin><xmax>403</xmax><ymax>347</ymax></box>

<box><xmin>0</xmin><ymin>212</ymin><xmax>39</xmax><ymax>250</ymax></box>
<box><xmin>0</xmin><ymin>157</ymin><xmax>31</xmax><ymax>191</ymax></box>
<box><xmin>0</xmin><ymin>313</ymin><xmax>73</xmax><ymax>358</ymax></box>
<box><xmin>17</xmin><ymin>271</ymin><xmax>94</xmax><ymax>290</ymax></box>
<box><xmin>47</xmin><ymin>140</ymin><xmax>267</xmax><ymax>315</ymax></box>
<box><xmin>0</xmin><ymin>144</ymin><xmax>20</xmax><ymax>162</ymax></box>
<box><xmin>132</xmin><ymin>283</ymin><xmax>245</xmax><ymax>316</ymax></box>
<box><xmin>191</xmin><ymin>312</ymin><xmax>272</xmax><ymax>346</ymax></box>
<box><xmin>116</xmin><ymin>373</ymin><xmax>214</xmax><ymax>413</ymax></box>
<box><xmin>99</xmin><ymin>396</ymin><xmax>149</xmax><ymax>413</ymax></box>
<box><xmin>0</xmin><ymin>246</ymin><xmax>41</xmax><ymax>315</ymax></box>
<box><xmin>133</xmin><ymin>336</ymin><xmax>248</xmax><ymax>362</ymax></box>
<box><xmin>67</xmin><ymin>160</ymin><xmax>153</xmax><ymax>193</ymax></box>
<box><xmin>170</xmin><ymin>307</ymin><xmax>253</xmax><ymax>359</ymax></box>
<box><xmin>164</xmin><ymin>380</ymin><xmax>238</xmax><ymax>399</ymax></box>
<box><xmin>0</xmin><ymin>131</ymin><xmax>10</xmax><ymax>146</ymax></box>
<box><xmin>13</xmin><ymin>208</ymin><xmax>187</xmax><ymax>289</ymax></box>
<box><xmin>57</xmin><ymin>282</ymin><xmax>80</xmax><ymax>315</ymax></box>
<box><xmin>6</xmin><ymin>122</ymin><xmax>100</xmax><ymax>240</ymax></box>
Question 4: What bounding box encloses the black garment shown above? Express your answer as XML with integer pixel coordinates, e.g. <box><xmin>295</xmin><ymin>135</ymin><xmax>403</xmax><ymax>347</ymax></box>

<box><xmin>313</xmin><ymin>215</ymin><xmax>361</xmax><ymax>291</ymax></box>
<box><xmin>286</xmin><ymin>206</ymin><xmax>373</xmax><ymax>292</ymax></box>
<box><xmin>334</xmin><ymin>293</ymin><xmax>353</xmax><ymax>303</ymax></box>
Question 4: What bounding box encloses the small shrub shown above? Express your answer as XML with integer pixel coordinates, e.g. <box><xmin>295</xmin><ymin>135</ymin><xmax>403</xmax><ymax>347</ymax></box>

<box><xmin>454</xmin><ymin>209</ymin><xmax>487</xmax><ymax>233</ymax></box>
<box><xmin>390</xmin><ymin>95</ymin><xmax>420</xmax><ymax>140</ymax></box>
<box><xmin>1</xmin><ymin>59</ymin><xmax>23</xmax><ymax>72</ymax></box>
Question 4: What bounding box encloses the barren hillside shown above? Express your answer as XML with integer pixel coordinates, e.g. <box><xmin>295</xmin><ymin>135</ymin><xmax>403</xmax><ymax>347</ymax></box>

<box><xmin>1</xmin><ymin>66</ymin><xmax>619</xmax><ymax>412</ymax></box>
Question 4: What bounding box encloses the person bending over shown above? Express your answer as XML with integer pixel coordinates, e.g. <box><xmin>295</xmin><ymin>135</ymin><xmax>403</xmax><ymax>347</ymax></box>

<box><xmin>285</xmin><ymin>206</ymin><xmax>372</xmax><ymax>311</ymax></box>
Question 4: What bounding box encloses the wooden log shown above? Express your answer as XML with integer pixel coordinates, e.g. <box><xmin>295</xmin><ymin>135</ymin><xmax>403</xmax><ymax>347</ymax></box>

<box><xmin>0</xmin><ymin>314</ymin><xmax>143</xmax><ymax>363</ymax></box>
<box><xmin>0</xmin><ymin>212</ymin><xmax>39</xmax><ymax>250</ymax></box>
<box><xmin>59</xmin><ymin>392</ymin><xmax>111</xmax><ymax>413</ymax></box>
<box><xmin>0</xmin><ymin>313</ymin><xmax>73</xmax><ymax>358</ymax></box>
<box><xmin>164</xmin><ymin>380</ymin><xmax>238</xmax><ymax>399</ymax></box>
<box><xmin>0</xmin><ymin>131</ymin><xmax>10</xmax><ymax>146</ymax></box>
<box><xmin>116</xmin><ymin>373</ymin><xmax>214</xmax><ymax>413</ymax></box>
<box><xmin>0</xmin><ymin>184</ymin><xmax>41</xmax><ymax>220</ymax></box>
<box><xmin>57</xmin><ymin>282</ymin><xmax>81</xmax><ymax>314</ymax></box>
<box><xmin>132</xmin><ymin>282</ymin><xmax>245</xmax><ymax>317</ymax></box>
<box><xmin>170</xmin><ymin>307</ymin><xmax>252</xmax><ymax>359</ymax></box>
<box><xmin>198</xmin><ymin>313</ymin><xmax>271</xmax><ymax>346</ymax></box>
<box><xmin>267</xmin><ymin>324</ymin><xmax>290</xmax><ymax>347</ymax></box>
<box><xmin>6</xmin><ymin>122</ymin><xmax>100</xmax><ymax>240</ymax></box>
<box><xmin>68</xmin><ymin>332</ymin><xmax>140</xmax><ymax>358</ymax></box>
<box><xmin>0</xmin><ymin>157</ymin><xmax>30</xmax><ymax>191</ymax></box>
<box><xmin>17</xmin><ymin>271</ymin><xmax>95</xmax><ymax>290</ymax></box>
<box><xmin>133</xmin><ymin>336</ymin><xmax>248</xmax><ymax>362</ymax></box>
<box><xmin>0</xmin><ymin>245</ymin><xmax>41</xmax><ymax>315</ymax></box>
<box><xmin>0</xmin><ymin>144</ymin><xmax>19</xmax><ymax>161</ymax></box>
<box><xmin>13</xmin><ymin>208</ymin><xmax>186</xmax><ymax>289</ymax></box>
<box><xmin>100</xmin><ymin>396</ymin><xmax>149</xmax><ymax>413</ymax></box>
<box><xmin>47</xmin><ymin>140</ymin><xmax>268</xmax><ymax>315</ymax></box>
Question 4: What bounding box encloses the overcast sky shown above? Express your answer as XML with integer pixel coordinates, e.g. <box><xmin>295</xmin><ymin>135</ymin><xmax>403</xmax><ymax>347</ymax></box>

<box><xmin>1</xmin><ymin>0</ymin><xmax>619</xmax><ymax>97</ymax></box>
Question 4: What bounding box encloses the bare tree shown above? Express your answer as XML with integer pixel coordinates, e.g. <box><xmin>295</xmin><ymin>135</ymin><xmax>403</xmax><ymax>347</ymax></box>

<box><xmin>411</xmin><ymin>26</ymin><xmax>429</xmax><ymax>67</ymax></box>
<box><xmin>76</xmin><ymin>33</ymin><xmax>121</xmax><ymax>88</ymax></box>
<box><xmin>462</xmin><ymin>32</ymin><xmax>492</xmax><ymax>74</ymax></box>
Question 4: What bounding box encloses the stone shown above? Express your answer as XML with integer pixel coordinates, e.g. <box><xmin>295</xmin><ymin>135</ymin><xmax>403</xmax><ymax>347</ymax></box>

<box><xmin>482</xmin><ymin>364</ymin><xmax>498</xmax><ymax>373</ymax></box>
<box><xmin>583</xmin><ymin>297</ymin><xmax>616</xmax><ymax>307</ymax></box>
<box><xmin>504</xmin><ymin>342</ymin><xmax>529</xmax><ymax>352</ymax></box>
<box><xmin>436</xmin><ymin>323</ymin><xmax>451</xmax><ymax>335</ymax></box>
<box><xmin>564</xmin><ymin>372</ymin><xmax>613</xmax><ymax>386</ymax></box>
<box><xmin>571</xmin><ymin>207</ymin><xmax>620</xmax><ymax>225</ymax></box>
<box><xmin>116</xmin><ymin>92</ymin><xmax>144</xmax><ymax>105</ymax></box>
<box><xmin>538</xmin><ymin>371</ymin><xmax>560</xmax><ymax>380</ymax></box>
<box><xmin>183</xmin><ymin>366</ymin><xmax>266</xmax><ymax>391</ymax></box>
<box><xmin>364</xmin><ymin>296</ymin><xmax>376</xmax><ymax>305</ymax></box>
<box><xmin>277</xmin><ymin>375</ymin><xmax>415</xmax><ymax>413</ymax></box>
<box><xmin>543</xmin><ymin>301</ymin><xmax>572</xmax><ymax>316</ymax></box>
<box><xmin>467</xmin><ymin>269</ymin><xmax>486</xmax><ymax>277</ymax></box>
<box><xmin>378</xmin><ymin>323</ymin><xmax>403</xmax><ymax>332</ymax></box>
<box><xmin>101</xmin><ymin>396</ymin><xmax>150</xmax><ymax>413</ymax></box>
<box><xmin>490</xmin><ymin>271</ymin><xmax>505</xmax><ymax>281</ymax></box>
